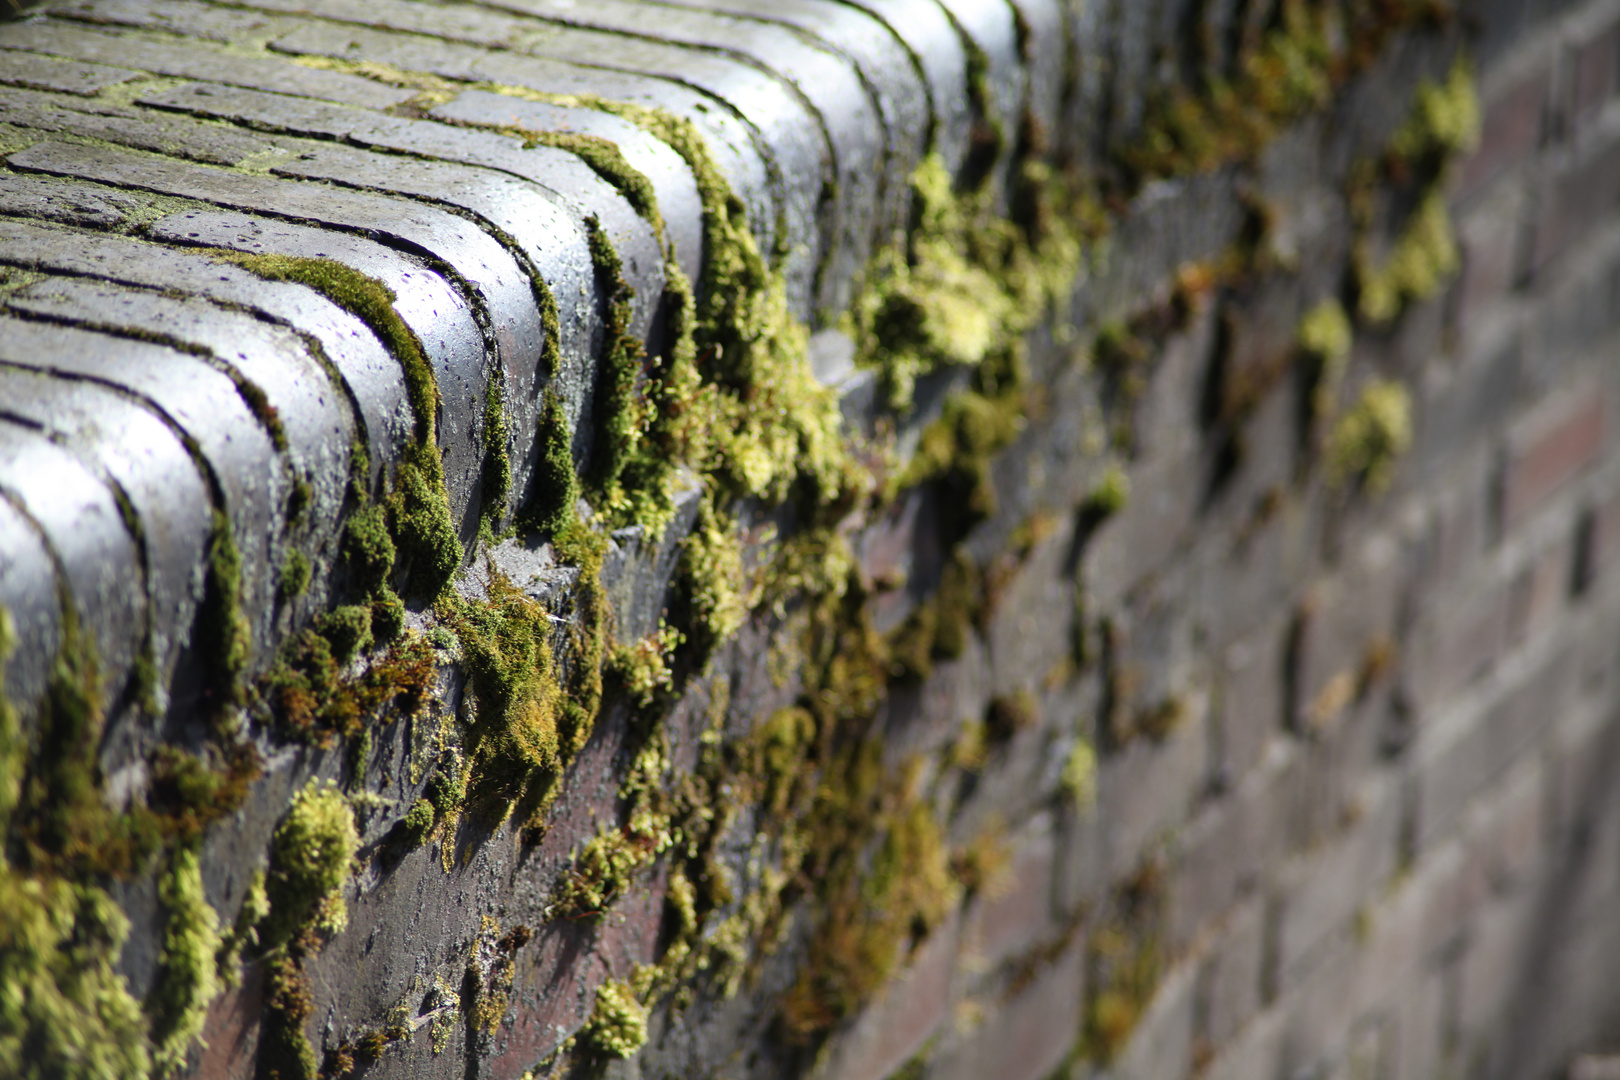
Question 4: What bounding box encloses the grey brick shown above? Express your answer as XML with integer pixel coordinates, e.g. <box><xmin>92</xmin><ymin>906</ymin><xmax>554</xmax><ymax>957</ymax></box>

<box><xmin>0</xmin><ymin>217</ymin><xmax>412</xmax><ymax>494</ymax></box>
<box><xmin>0</xmin><ymin>493</ymin><xmax>62</xmax><ymax>718</ymax></box>
<box><xmin>0</xmin><ymin>17</ymin><xmax>414</xmax><ymax>108</ymax></box>
<box><xmin>0</xmin><ymin>45</ymin><xmax>137</xmax><ymax>94</ymax></box>
<box><xmin>0</xmin><ymin>417</ymin><xmax>144</xmax><ymax>716</ymax></box>
<box><xmin>0</xmin><ymin>365</ymin><xmax>212</xmax><ymax>718</ymax></box>
<box><xmin>0</xmin><ymin>315</ymin><xmax>284</xmax><ymax>660</ymax></box>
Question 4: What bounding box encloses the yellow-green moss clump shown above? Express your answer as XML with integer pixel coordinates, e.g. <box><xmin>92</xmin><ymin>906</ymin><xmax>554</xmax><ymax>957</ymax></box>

<box><xmin>1327</xmin><ymin>379</ymin><xmax>1413</xmax><ymax>493</ymax></box>
<box><xmin>583</xmin><ymin>979</ymin><xmax>648</xmax><ymax>1059</ymax></box>
<box><xmin>146</xmin><ymin>848</ymin><xmax>222</xmax><ymax>1075</ymax></box>
<box><xmin>1390</xmin><ymin>57</ymin><xmax>1482</xmax><ymax>163</ymax></box>
<box><xmin>260</xmin><ymin>781</ymin><xmax>359</xmax><ymax>953</ymax></box>
<box><xmin>1356</xmin><ymin>192</ymin><xmax>1460</xmax><ymax>325</ymax></box>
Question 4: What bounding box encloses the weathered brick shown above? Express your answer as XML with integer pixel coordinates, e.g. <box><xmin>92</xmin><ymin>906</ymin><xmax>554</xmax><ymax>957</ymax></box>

<box><xmin>1109</xmin><ymin>957</ymin><xmax>1196</xmax><ymax>1080</ymax></box>
<box><xmin>1201</xmin><ymin>1005</ymin><xmax>1286</xmax><ymax>1080</ymax></box>
<box><xmin>1404</xmin><ymin>573</ymin><xmax>1513</xmax><ymax>716</ymax></box>
<box><xmin>962</xmin><ymin>817</ymin><xmax>1058</xmax><ymax>970</ymax></box>
<box><xmin>1530</xmin><ymin>128</ymin><xmax>1620</xmax><ymax>271</ymax></box>
<box><xmin>1454</xmin><ymin>886</ymin><xmax>1538</xmax><ymax>1064</ymax></box>
<box><xmin>1414</xmin><ymin>637</ymin><xmax>1577</xmax><ymax>851</ymax></box>
<box><xmin>1289</xmin><ymin>532</ymin><xmax>1407</xmax><ymax>735</ymax></box>
<box><xmin>1274</xmin><ymin>774</ymin><xmax>1402</xmax><ymax>984</ymax></box>
<box><xmin>1198</xmin><ymin>897</ymin><xmax>1267</xmax><ymax>1051</ymax></box>
<box><xmin>1099</xmin><ymin>698</ymin><xmax>1208</xmax><ymax>882</ymax></box>
<box><xmin>1450</xmin><ymin>190</ymin><xmax>1528</xmax><ymax>360</ymax></box>
<box><xmin>1508</xmin><ymin>532</ymin><xmax>1575</xmax><ymax>642</ymax></box>
<box><xmin>1500</xmin><ymin>384</ymin><xmax>1607</xmax><ymax>531</ymax></box>
<box><xmin>817</xmin><ymin>910</ymin><xmax>963</xmax><ymax>1080</ymax></box>
<box><xmin>1384</xmin><ymin>968</ymin><xmax>1449</xmax><ymax>1080</ymax></box>
<box><xmin>930</xmin><ymin>936</ymin><xmax>1083</xmax><ymax>1080</ymax></box>
<box><xmin>1570</xmin><ymin>20</ymin><xmax>1620</xmax><ymax>129</ymax></box>
<box><xmin>1218</xmin><ymin>618</ymin><xmax>1287</xmax><ymax>787</ymax></box>
<box><xmin>1454</xmin><ymin>56</ymin><xmax>1550</xmax><ymax>199</ymax></box>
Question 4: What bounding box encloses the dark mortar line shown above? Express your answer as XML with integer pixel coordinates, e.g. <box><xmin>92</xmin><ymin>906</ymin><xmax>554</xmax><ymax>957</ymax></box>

<box><xmin>0</xmin><ymin>240</ymin><xmax>376</xmax><ymax>499</ymax></box>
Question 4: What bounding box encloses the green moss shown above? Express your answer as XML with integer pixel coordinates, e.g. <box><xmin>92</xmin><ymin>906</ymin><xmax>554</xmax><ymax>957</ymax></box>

<box><xmin>608</xmin><ymin>621</ymin><xmax>682</xmax><ymax>711</ymax></box>
<box><xmin>257</xmin><ymin>950</ymin><xmax>317</xmax><ymax>1080</ymax></box>
<box><xmin>401</xmin><ymin>798</ymin><xmax>435</xmax><ymax>847</ymax></box>
<box><xmin>1326</xmin><ymin>379</ymin><xmax>1412</xmax><ymax>493</ymax></box>
<box><xmin>317</xmin><ymin>605</ymin><xmax>373</xmax><ymax>666</ymax></box>
<box><xmin>279</xmin><ymin>550</ymin><xmax>312</xmax><ymax>600</ymax></box>
<box><xmin>526</xmin><ymin>130</ymin><xmax>665</xmax><ymax>247</ymax></box>
<box><xmin>221</xmin><ymin>252</ymin><xmax>462</xmax><ymax>599</ymax></box>
<box><xmin>1390</xmin><ymin>57</ymin><xmax>1481</xmax><ymax>163</ymax></box>
<box><xmin>369</xmin><ymin>588</ymin><xmax>405</xmax><ymax>646</ymax></box>
<box><xmin>1356</xmin><ymin>191</ymin><xmax>1460</xmax><ymax>324</ymax></box>
<box><xmin>146</xmin><ymin>847</ymin><xmax>222</xmax><ymax>1076</ymax></box>
<box><xmin>259</xmin><ymin>781</ymin><xmax>359</xmax><ymax>954</ymax></box>
<box><xmin>1080</xmin><ymin>864</ymin><xmax>1167</xmax><ymax>1064</ymax></box>
<box><xmin>1086</xmin><ymin>465</ymin><xmax>1131</xmax><ymax>518</ymax></box>
<box><xmin>1061</xmin><ymin>738</ymin><xmax>1098</xmax><ymax>809</ymax></box>
<box><xmin>481</xmin><ymin>379</ymin><xmax>512</xmax><ymax>531</ymax></box>
<box><xmin>583</xmin><ymin>979</ymin><xmax>647</xmax><ymax>1059</ymax></box>
<box><xmin>518</xmin><ymin>388</ymin><xmax>579</xmax><ymax>538</ymax></box>
<box><xmin>582</xmin><ymin>213</ymin><xmax>645</xmax><ymax>504</ymax></box>
<box><xmin>678</xmin><ymin>495</ymin><xmax>751</xmax><ymax>657</ymax></box>
<box><xmin>200</xmin><ymin>511</ymin><xmax>250</xmax><ymax>716</ymax></box>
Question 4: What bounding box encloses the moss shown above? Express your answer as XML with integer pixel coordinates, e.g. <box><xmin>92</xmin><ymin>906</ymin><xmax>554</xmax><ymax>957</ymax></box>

<box><xmin>259</xmin><ymin>781</ymin><xmax>359</xmax><ymax>954</ymax></box>
<box><xmin>1299</xmin><ymin>299</ymin><xmax>1353</xmax><ymax>364</ymax></box>
<box><xmin>401</xmin><ymin>798</ymin><xmax>435</xmax><ymax>847</ymax></box>
<box><xmin>481</xmin><ymin>378</ymin><xmax>512</xmax><ymax>531</ymax></box>
<box><xmin>1355</xmin><ymin>191</ymin><xmax>1460</xmax><ymax>325</ymax></box>
<box><xmin>1326</xmin><ymin>379</ymin><xmax>1412</xmax><ymax>493</ymax></box>
<box><xmin>678</xmin><ymin>495</ymin><xmax>752</xmax><ymax>657</ymax></box>
<box><xmin>607</xmin><ymin>621</ymin><xmax>682</xmax><ymax>711</ymax></box>
<box><xmin>216</xmin><ymin>870</ymin><xmax>268</xmax><ymax>988</ymax></box>
<box><xmin>524</xmin><ymin>130</ymin><xmax>665</xmax><ymax>247</ymax></box>
<box><xmin>583</xmin><ymin>979</ymin><xmax>647</xmax><ymax>1059</ymax></box>
<box><xmin>1086</xmin><ymin>465</ymin><xmax>1131</xmax><ymax>519</ymax></box>
<box><xmin>518</xmin><ymin>388</ymin><xmax>579</xmax><ymax>538</ymax></box>
<box><xmin>146</xmin><ymin>847</ymin><xmax>222</xmax><ymax>1076</ymax></box>
<box><xmin>317</xmin><ymin>605</ymin><xmax>373</xmax><ymax>667</ymax></box>
<box><xmin>0</xmin><ymin>872</ymin><xmax>153</xmax><ymax>1079</ymax></box>
<box><xmin>370</xmin><ymin>588</ymin><xmax>405</xmax><ymax>646</ymax></box>
<box><xmin>221</xmin><ymin>252</ymin><xmax>462</xmax><ymax>598</ymax></box>
<box><xmin>582</xmin><ymin>213</ymin><xmax>645</xmax><ymax>504</ymax></box>
<box><xmin>279</xmin><ymin>550</ymin><xmax>312</xmax><ymax>600</ymax></box>
<box><xmin>199</xmin><ymin>511</ymin><xmax>251</xmax><ymax>717</ymax></box>
<box><xmin>1080</xmin><ymin>864</ymin><xmax>1167</xmax><ymax>1064</ymax></box>
<box><xmin>342</xmin><ymin>503</ymin><xmax>394</xmax><ymax>596</ymax></box>
<box><xmin>1061</xmin><ymin>738</ymin><xmax>1098</xmax><ymax>809</ymax></box>
<box><xmin>1390</xmin><ymin>57</ymin><xmax>1481</xmax><ymax>164</ymax></box>
<box><xmin>257</xmin><ymin>948</ymin><xmax>317</xmax><ymax>1080</ymax></box>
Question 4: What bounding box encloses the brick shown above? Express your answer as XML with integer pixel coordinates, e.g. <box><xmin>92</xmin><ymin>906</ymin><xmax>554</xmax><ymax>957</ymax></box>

<box><xmin>1455</xmin><ymin>58</ymin><xmax>1549</xmax><ymax>199</ymax></box>
<box><xmin>962</xmin><ymin>817</ymin><xmax>1057</xmax><ymax>969</ymax></box>
<box><xmin>1274</xmin><ymin>775</ymin><xmax>1402</xmax><ymax>983</ymax></box>
<box><xmin>1414</xmin><ymin>638</ymin><xmax>1576</xmax><ymax>851</ymax></box>
<box><xmin>1351</xmin><ymin>840</ymin><xmax>1472</xmax><ymax>1014</ymax></box>
<box><xmin>1198</xmin><ymin>897</ymin><xmax>1267</xmax><ymax>1051</ymax></box>
<box><xmin>1170</xmin><ymin>745</ymin><xmax>1293</xmax><ymax>949</ymax></box>
<box><xmin>1570</xmin><ymin>22</ymin><xmax>1620</xmax><ymax>129</ymax></box>
<box><xmin>1405</xmin><ymin>573</ymin><xmax>1513</xmax><ymax>716</ymax></box>
<box><xmin>1099</xmin><ymin>700</ymin><xmax>1208</xmax><ymax>882</ymax></box>
<box><xmin>1530</xmin><ymin>130</ymin><xmax>1620</xmax><ymax>271</ymax></box>
<box><xmin>818</xmin><ymin>910</ymin><xmax>963</xmax><ymax>1080</ymax></box>
<box><xmin>1279</xmin><ymin>930</ymin><xmax>1360</xmax><ymax>1077</ymax></box>
<box><xmin>1585</xmin><ymin>483</ymin><xmax>1620</xmax><ymax>584</ymax></box>
<box><xmin>930</xmin><ymin>936</ymin><xmax>1083</xmax><ymax>1080</ymax></box>
<box><xmin>1201</xmin><ymin>1004</ymin><xmax>1286</xmax><ymax>1080</ymax></box>
<box><xmin>0</xmin><ymin>47</ymin><xmax>137</xmax><ymax>95</ymax></box>
<box><xmin>1452</xmin><ymin>185</ymin><xmax>1528</xmax><ymax>334</ymax></box>
<box><xmin>1219</xmin><ymin>618</ymin><xmax>1287</xmax><ymax>786</ymax></box>
<box><xmin>1500</xmin><ymin>386</ymin><xmax>1607</xmax><ymax>531</ymax></box>
<box><xmin>1508</xmin><ymin>534</ymin><xmax>1574</xmax><ymax>642</ymax></box>
<box><xmin>1469</xmin><ymin>753</ymin><xmax>1546</xmax><ymax>892</ymax></box>
<box><xmin>1385</xmin><ymin>968</ymin><xmax>1448</xmax><ymax>1080</ymax></box>
<box><xmin>1110</xmin><ymin>957</ymin><xmax>1196</xmax><ymax>1080</ymax></box>
<box><xmin>1454</xmin><ymin>886</ymin><xmax>1536</xmax><ymax>1064</ymax></box>
<box><xmin>1290</xmin><ymin>532</ymin><xmax>1407</xmax><ymax>734</ymax></box>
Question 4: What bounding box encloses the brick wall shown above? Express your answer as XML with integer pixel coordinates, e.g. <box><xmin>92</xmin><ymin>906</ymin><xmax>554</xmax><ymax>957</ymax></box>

<box><xmin>1</xmin><ymin>1</ymin><xmax>1619</xmax><ymax>1079</ymax></box>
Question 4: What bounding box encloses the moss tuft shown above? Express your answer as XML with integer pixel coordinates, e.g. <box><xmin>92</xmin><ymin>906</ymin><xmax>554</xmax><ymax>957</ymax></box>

<box><xmin>259</xmin><ymin>781</ymin><xmax>359</xmax><ymax>954</ymax></box>
<box><xmin>146</xmin><ymin>847</ymin><xmax>222</xmax><ymax>1075</ymax></box>
<box><xmin>1327</xmin><ymin>379</ymin><xmax>1412</xmax><ymax>493</ymax></box>
<box><xmin>1356</xmin><ymin>191</ymin><xmax>1459</xmax><ymax>325</ymax></box>
<box><xmin>317</xmin><ymin>605</ymin><xmax>373</xmax><ymax>667</ymax></box>
<box><xmin>279</xmin><ymin>550</ymin><xmax>312</xmax><ymax>600</ymax></box>
<box><xmin>583</xmin><ymin>979</ymin><xmax>647</xmax><ymax>1059</ymax></box>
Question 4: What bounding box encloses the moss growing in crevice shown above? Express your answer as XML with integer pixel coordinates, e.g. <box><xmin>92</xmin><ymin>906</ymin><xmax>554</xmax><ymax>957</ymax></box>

<box><xmin>582</xmin><ymin>213</ymin><xmax>645</xmax><ymax>504</ymax></box>
<box><xmin>583</xmin><ymin>979</ymin><xmax>648</xmax><ymax>1060</ymax></box>
<box><xmin>1326</xmin><ymin>378</ymin><xmax>1412</xmax><ymax>493</ymax></box>
<box><xmin>199</xmin><ymin>510</ymin><xmax>251</xmax><ymax>719</ymax></box>
<box><xmin>145</xmin><ymin>847</ymin><xmax>222</xmax><ymax>1076</ymax></box>
<box><xmin>481</xmin><ymin>379</ymin><xmax>512</xmax><ymax>534</ymax></box>
<box><xmin>219</xmin><ymin>251</ymin><xmax>461</xmax><ymax>600</ymax></box>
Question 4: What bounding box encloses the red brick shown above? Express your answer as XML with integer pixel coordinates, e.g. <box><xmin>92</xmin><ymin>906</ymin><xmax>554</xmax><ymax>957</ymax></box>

<box><xmin>932</xmin><ymin>936</ymin><xmax>1084</xmax><ymax>1080</ymax></box>
<box><xmin>963</xmin><ymin>820</ymin><xmax>1057</xmax><ymax>968</ymax></box>
<box><xmin>195</xmin><ymin>963</ymin><xmax>263</xmax><ymax>1080</ymax></box>
<box><xmin>1453</xmin><ymin>185</ymin><xmax>1528</xmax><ymax>328</ymax></box>
<box><xmin>1530</xmin><ymin>132</ymin><xmax>1620</xmax><ymax>270</ymax></box>
<box><xmin>1509</xmin><ymin>536</ymin><xmax>1573</xmax><ymax>642</ymax></box>
<box><xmin>1586</xmin><ymin>484</ymin><xmax>1620</xmax><ymax>584</ymax></box>
<box><xmin>1455</xmin><ymin>61</ymin><xmax>1549</xmax><ymax>199</ymax></box>
<box><xmin>822</xmin><ymin>909</ymin><xmax>963</xmax><ymax>1080</ymax></box>
<box><xmin>1500</xmin><ymin>391</ymin><xmax>1607</xmax><ymax>531</ymax></box>
<box><xmin>1571</xmin><ymin>23</ymin><xmax>1620</xmax><ymax>130</ymax></box>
